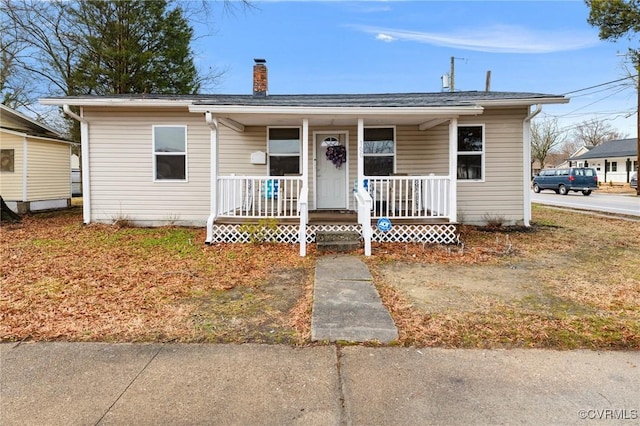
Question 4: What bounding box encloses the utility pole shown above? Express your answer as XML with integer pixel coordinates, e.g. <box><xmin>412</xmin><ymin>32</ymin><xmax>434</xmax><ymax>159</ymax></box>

<box><xmin>637</xmin><ymin>61</ymin><xmax>640</xmax><ymax>195</ymax></box>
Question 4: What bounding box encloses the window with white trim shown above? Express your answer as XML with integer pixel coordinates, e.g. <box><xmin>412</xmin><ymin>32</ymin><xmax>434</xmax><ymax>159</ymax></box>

<box><xmin>1</xmin><ymin>149</ymin><xmax>14</xmax><ymax>172</ymax></box>
<box><xmin>268</xmin><ymin>127</ymin><xmax>300</xmax><ymax>175</ymax></box>
<box><xmin>154</xmin><ymin>125</ymin><xmax>187</xmax><ymax>181</ymax></box>
<box><xmin>457</xmin><ymin>125</ymin><xmax>484</xmax><ymax>180</ymax></box>
<box><xmin>364</xmin><ymin>127</ymin><xmax>395</xmax><ymax>176</ymax></box>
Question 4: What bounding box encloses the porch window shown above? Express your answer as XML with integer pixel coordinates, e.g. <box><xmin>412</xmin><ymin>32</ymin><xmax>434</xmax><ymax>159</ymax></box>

<box><xmin>609</xmin><ymin>161</ymin><xmax>617</xmax><ymax>172</ymax></box>
<box><xmin>153</xmin><ymin>125</ymin><xmax>187</xmax><ymax>181</ymax></box>
<box><xmin>268</xmin><ymin>127</ymin><xmax>300</xmax><ymax>176</ymax></box>
<box><xmin>457</xmin><ymin>125</ymin><xmax>484</xmax><ymax>180</ymax></box>
<box><xmin>364</xmin><ymin>127</ymin><xmax>394</xmax><ymax>176</ymax></box>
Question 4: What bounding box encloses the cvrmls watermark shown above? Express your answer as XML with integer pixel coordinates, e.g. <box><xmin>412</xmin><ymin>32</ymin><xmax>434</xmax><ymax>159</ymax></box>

<box><xmin>578</xmin><ymin>409</ymin><xmax>638</xmax><ymax>420</ymax></box>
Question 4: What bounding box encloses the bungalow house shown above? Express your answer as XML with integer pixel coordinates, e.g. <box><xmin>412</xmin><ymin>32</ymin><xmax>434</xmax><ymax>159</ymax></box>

<box><xmin>40</xmin><ymin>60</ymin><xmax>568</xmax><ymax>256</ymax></box>
<box><xmin>569</xmin><ymin>138</ymin><xmax>638</xmax><ymax>184</ymax></box>
<box><xmin>0</xmin><ymin>104</ymin><xmax>77</xmax><ymax>213</ymax></box>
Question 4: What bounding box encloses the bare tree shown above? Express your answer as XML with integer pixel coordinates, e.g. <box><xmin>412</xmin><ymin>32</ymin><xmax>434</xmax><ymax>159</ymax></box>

<box><xmin>573</xmin><ymin>118</ymin><xmax>627</xmax><ymax>148</ymax></box>
<box><xmin>531</xmin><ymin>118</ymin><xmax>567</xmax><ymax>171</ymax></box>
<box><xmin>0</xmin><ymin>5</ymin><xmax>36</xmax><ymax>109</ymax></box>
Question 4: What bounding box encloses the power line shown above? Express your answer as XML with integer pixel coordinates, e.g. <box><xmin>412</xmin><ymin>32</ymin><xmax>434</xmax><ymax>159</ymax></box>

<box><xmin>562</xmin><ymin>75</ymin><xmax>637</xmax><ymax>96</ymax></box>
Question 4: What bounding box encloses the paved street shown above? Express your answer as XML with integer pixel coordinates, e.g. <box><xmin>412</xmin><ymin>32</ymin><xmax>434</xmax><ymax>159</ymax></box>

<box><xmin>531</xmin><ymin>190</ymin><xmax>640</xmax><ymax>217</ymax></box>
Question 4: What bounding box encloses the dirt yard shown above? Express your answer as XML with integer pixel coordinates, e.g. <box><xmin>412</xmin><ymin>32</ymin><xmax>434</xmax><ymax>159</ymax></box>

<box><xmin>1</xmin><ymin>204</ymin><xmax>639</xmax><ymax>348</ymax></box>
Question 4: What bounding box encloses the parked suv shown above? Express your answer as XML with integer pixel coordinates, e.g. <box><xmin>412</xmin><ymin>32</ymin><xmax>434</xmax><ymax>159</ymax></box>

<box><xmin>532</xmin><ymin>167</ymin><xmax>598</xmax><ymax>196</ymax></box>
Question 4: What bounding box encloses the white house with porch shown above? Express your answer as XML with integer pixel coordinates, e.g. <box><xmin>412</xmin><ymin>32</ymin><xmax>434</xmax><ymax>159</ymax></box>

<box><xmin>41</xmin><ymin>60</ymin><xmax>568</xmax><ymax>256</ymax></box>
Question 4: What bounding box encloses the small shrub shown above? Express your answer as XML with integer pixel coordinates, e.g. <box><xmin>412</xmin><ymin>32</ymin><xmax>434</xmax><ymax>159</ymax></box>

<box><xmin>482</xmin><ymin>213</ymin><xmax>505</xmax><ymax>229</ymax></box>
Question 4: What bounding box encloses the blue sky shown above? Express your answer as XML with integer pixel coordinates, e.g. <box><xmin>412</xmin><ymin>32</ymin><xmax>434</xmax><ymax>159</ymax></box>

<box><xmin>193</xmin><ymin>0</ymin><xmax>638</xmax><ymax>138</ymax></box>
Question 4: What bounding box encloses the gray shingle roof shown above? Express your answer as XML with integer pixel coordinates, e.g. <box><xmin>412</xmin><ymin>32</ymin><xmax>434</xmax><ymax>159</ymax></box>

<box><xmin>571</xmin><ymin>138</ymin><xmax>638</xmax><ymax>160</ymax></box>
<box><xmin>191</xmin><ymin>91</ymin><xmax>562</xmax><ymax>107</ymax></box>
<box><xmin>43</xmin><ymin>91</ymin><xmax>565</xmax><ymax>108</ymax></box>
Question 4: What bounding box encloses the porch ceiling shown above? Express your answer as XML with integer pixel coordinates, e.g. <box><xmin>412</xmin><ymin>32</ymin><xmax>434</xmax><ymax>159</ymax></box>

<box><xmin>189</xmin><ymin>105</ymin><xmax>485</xmax><ymax>128</ymax></box>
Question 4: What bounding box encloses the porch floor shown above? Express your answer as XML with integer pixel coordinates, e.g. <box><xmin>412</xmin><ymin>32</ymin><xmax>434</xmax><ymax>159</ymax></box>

<box><xmin>214</xmin><ymin>210</ymin><xmax>452</xmax><ymax>225</ymax></box>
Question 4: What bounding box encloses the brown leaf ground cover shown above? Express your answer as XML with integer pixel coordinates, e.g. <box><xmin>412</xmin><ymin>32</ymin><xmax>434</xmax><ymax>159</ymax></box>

<box><xmin>1</xmin><ymin>204</ymin><xmax>639</xmax><ymax>348</ymax></box>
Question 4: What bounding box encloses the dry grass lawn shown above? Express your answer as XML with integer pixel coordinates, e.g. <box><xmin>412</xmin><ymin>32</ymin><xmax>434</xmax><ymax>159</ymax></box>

<box><xmin>1</xmin><ymin>205</ymin><xmax>639</xmax><ymax>349</ymax></box>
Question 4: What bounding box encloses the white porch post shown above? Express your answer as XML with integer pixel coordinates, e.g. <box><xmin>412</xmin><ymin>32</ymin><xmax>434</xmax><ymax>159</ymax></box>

<box><xmin>448</xmin><ymin>118</ymin><xmax>458</xmax><ymax>223</ymax></box>
<box><xmin>299</xmin><ymin>118</ymin><xmax>309</xmax><ymax>256</ymax></box>
<box><xmin>205</xmin><ymin>113</ymin><xmax>218</xmax><ymax>243</ymax></box>
<box><xmin>357</xmin><ymin>118</ymin><xmax>364</xmax><ymax>189</ymax></box>
<box><xmin>357</xmin><ymin>118</ymin><xmax>372</xmax><ymax>256</ymax></box>
<box><xmin>301</xmin><ymin>118</ymin><xmax>309</xmax><ymax>192</ymax></box>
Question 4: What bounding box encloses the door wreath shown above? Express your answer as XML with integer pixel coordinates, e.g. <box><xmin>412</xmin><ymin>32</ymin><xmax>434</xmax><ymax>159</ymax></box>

<box><xmin>326</xmin><ymin>145</ymin><xmax>347</xmax><ymax>168</ymax></box>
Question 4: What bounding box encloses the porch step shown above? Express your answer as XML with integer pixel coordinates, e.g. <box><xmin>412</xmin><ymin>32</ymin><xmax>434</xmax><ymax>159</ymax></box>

<box><xmin>316</xmin><ymin>230</ymin><xmax>362</xmax><ymax>252</ymax></box>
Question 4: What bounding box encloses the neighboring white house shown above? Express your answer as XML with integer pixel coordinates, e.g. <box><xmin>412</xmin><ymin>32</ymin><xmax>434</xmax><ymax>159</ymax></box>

<box><xmin>0</xmin><ymin>104</ymin><xmax>78</xmax><ymax>213</ymax></box>
<box><xmin>40</xmin><ymin>60</ymin><xmax>568</xmax><ymax>256</ymax></box>
<box><xmin>555</xmin><ymin>146</ymin><xmax>591</xmax><ymax>169</ymax></box>
<box><xmin>570</xmin><ymin>138</ymin><xmax>638</xmax><ymax>184</ymax></box>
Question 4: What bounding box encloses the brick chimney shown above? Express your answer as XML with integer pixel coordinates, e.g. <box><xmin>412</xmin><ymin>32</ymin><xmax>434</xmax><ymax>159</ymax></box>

<box><xmin>253</xmin><ymin>59</ymin><xmax>268</xmax><ymax>97</ymax></box>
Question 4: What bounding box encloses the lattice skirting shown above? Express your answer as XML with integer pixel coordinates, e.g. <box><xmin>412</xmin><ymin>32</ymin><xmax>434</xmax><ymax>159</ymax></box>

<box><xmin>210</xmin><ymin>223</ymin><xmax>458</xmax><ymax>245</ymax></box>
<box><xmin>372</xmin><ymin>224</ymin><xmax>459</xmax><ymax>244</ymax></box>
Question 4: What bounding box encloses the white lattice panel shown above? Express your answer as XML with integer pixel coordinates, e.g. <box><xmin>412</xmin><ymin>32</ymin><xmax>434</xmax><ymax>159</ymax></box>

<box><xmin>210</xmin><ymin>224</ymin><xmax>300</xmax><ymax>244</ymax></box>
<box><xmin>373</xmin><ymin>224</ymin><xmax>458</xmax><ymax>244</ymax></box>
<box><xmin>210</xmin><ymin>223</ymin><xmax>458</xmax><ymax>245</ymax></box>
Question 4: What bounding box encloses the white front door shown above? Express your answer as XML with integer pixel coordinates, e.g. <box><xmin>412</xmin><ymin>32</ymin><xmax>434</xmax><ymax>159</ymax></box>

<box><xmin>315</xmin><ymin>133</ymin><xmax>348</xmax><ymax>209</ymax></box>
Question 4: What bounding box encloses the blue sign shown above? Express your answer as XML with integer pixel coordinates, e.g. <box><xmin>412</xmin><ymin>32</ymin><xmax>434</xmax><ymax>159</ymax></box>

<box><xmin>377</xmin><ymin>217</ymin><xmax>392</xmax><ymax>232</ymax></box>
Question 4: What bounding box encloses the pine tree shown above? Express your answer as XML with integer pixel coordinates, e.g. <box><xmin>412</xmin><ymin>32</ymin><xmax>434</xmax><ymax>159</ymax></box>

<box><xmin>71</xmin><ymin>0</ymin><xmax>200</xmax><ymax>95</ymax></box>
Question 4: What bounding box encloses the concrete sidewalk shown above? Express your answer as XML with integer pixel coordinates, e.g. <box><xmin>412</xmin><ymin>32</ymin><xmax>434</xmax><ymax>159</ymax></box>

<box><xmin>2</xmin><ymin>342</ymin><xmax>639</xmax><ymax>425</ymax></box>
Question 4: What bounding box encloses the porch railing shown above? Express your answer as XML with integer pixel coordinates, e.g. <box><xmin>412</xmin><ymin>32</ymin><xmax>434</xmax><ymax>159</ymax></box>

<box><xmin>217</xmin><ymin>176</ymin><xmax>303</xmax><ymax>218</ymax></box>
<box><xmin>364</xmin><ymin>175</ymin><xmax>451</xmax><ymax>219</ymax></box>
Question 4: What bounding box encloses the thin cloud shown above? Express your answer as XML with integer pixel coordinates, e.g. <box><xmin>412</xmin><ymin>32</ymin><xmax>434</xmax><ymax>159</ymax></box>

<box><xmin>376</xmin><ymin>33</ymin><xmax>395</xmax><ymax>42</ymax></box>
<box><xmin>354</xmin><ymin>24</ymin><xmax>599</xmax><ymax>53</ymax></box>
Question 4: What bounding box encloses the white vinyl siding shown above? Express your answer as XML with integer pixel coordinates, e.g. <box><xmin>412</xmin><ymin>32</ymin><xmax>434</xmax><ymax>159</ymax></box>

<box><xmin>456</xmin><ymin>107</ymin><xmax>528</xmax><ymax>225</ymax></box>
<box><xmin>0</xmin><ymin>131</ymin><xmax>24</xmax><ymax>200</ymax></box>
<box><xmin>83</xmin><ymin>108</ymin><xmax>210</xmax><ymax>226</ymax></box>
<box><xmin>82</xmin><ymin>105</ymin><xmax>529</xmax><ymax>226</ymax></box>
<box><xmin>26</xmin><ymin>139</ymin><xmax>71</xmax><ymax>201</ymax></box>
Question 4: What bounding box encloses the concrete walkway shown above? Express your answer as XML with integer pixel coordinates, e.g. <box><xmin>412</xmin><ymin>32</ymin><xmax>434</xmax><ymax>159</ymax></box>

<box><xmin>311</xmin><ymin>255</ymin><xmax>398</xmax><ymax>343</ymax></box>
<box><xmin>2</xmin><ymin>343</ymin><xmax>639</xmax><ymax>425</ymax></box>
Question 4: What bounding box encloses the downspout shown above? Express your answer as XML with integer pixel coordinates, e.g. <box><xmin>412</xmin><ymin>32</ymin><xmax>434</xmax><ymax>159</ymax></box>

<box><xmin>205</xmin><ymin>112</ymin><xmax>218</xmax><ymax>243</ymax></box>
<box><xmin>523</xmin><ymin>104</ymin><xmax>542</xmax><ymax>227</ymax></box>
<box><xmin>63</xmin><ymin>105</ymin><xmax>90</xmax><ymax>224</ymax></box>
<box><xmin>22</xmin><ymin>135</ymin><xmax>27</xmax><ymax>203</ymax></box>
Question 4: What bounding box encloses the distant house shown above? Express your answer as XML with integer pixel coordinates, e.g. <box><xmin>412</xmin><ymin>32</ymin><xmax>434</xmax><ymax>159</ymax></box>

<box><xmin>40</xmin><ymin>60</ymin><xmax>568</xmax><ymax>256</ymax></box>
<box><xmin>570</xmin><ymin>138</ymin><xmax>638</xmax><ymax>184</ymax></box>
<box><xmin>0</xmin><ymin>104</ymin><xmax>77</xmax><ymax>213</ymax></box>
<box><xmin>555</xmin><ymin>146</ymin><xmax>591</xmax><ymax>169</ymax></box>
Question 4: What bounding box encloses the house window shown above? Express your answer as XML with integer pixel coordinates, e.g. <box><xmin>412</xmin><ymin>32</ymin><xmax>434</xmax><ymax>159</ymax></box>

<box><xmin>457</xmin><ymin>125</ymin><xmax>484</xmax><ymax>180</ymax></box>
<box><xmin>268</xmin><ymin>128</ymin><xmax>300</xmax><ymax>176</ymax></box>
<box><xmin>154</xmin><ymin>125</ymin><xmax>187</xmax><ymax>181</ymax></box>
<box><xmin>610</xmin><ymin>161</ymin><xmax>617</xmax><ymax>172</ymax></box>
<box><xmin>1</xmin><ymin>149</ymin><xmax>14</xmax><ymax>172</ymax></box>
<box><xmin>364</xmin><ymin>127</ymin><xmax>394</xmax><ymax>176</ymax></box>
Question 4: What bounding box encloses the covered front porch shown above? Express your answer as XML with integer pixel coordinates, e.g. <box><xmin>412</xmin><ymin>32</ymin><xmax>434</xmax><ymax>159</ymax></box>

<box><xmin>196</xmin><ymin>110</ymin><xmax>477</xmax><ymax>256</ymax></box>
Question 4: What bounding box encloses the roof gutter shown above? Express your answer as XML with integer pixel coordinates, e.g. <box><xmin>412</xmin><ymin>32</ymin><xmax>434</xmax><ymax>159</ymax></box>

<box><xmin>62</xmin><ymin>105</ymin><xmax>91</xmax><ymax>225</ymax></box>
<box><xmin>189</xmin><ymin>105</ymin><xmax>484</xmax><ymax>116</ymax></box>
<box><xmin>523</xmin><ymin>104</ymin><xmax>543</xmax><ymax>227</ymax></box>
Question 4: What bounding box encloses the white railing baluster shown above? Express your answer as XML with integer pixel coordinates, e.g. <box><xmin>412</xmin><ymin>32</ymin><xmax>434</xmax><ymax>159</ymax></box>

<box><xmin>363</xmin><ymin>175</ymin><xmax>451</xmax><ymax>220</ymax></box>
<box><xmin>216</xmin><ymin>176</ymin><xmax>303</xmax><ymax>219</ymax></box>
